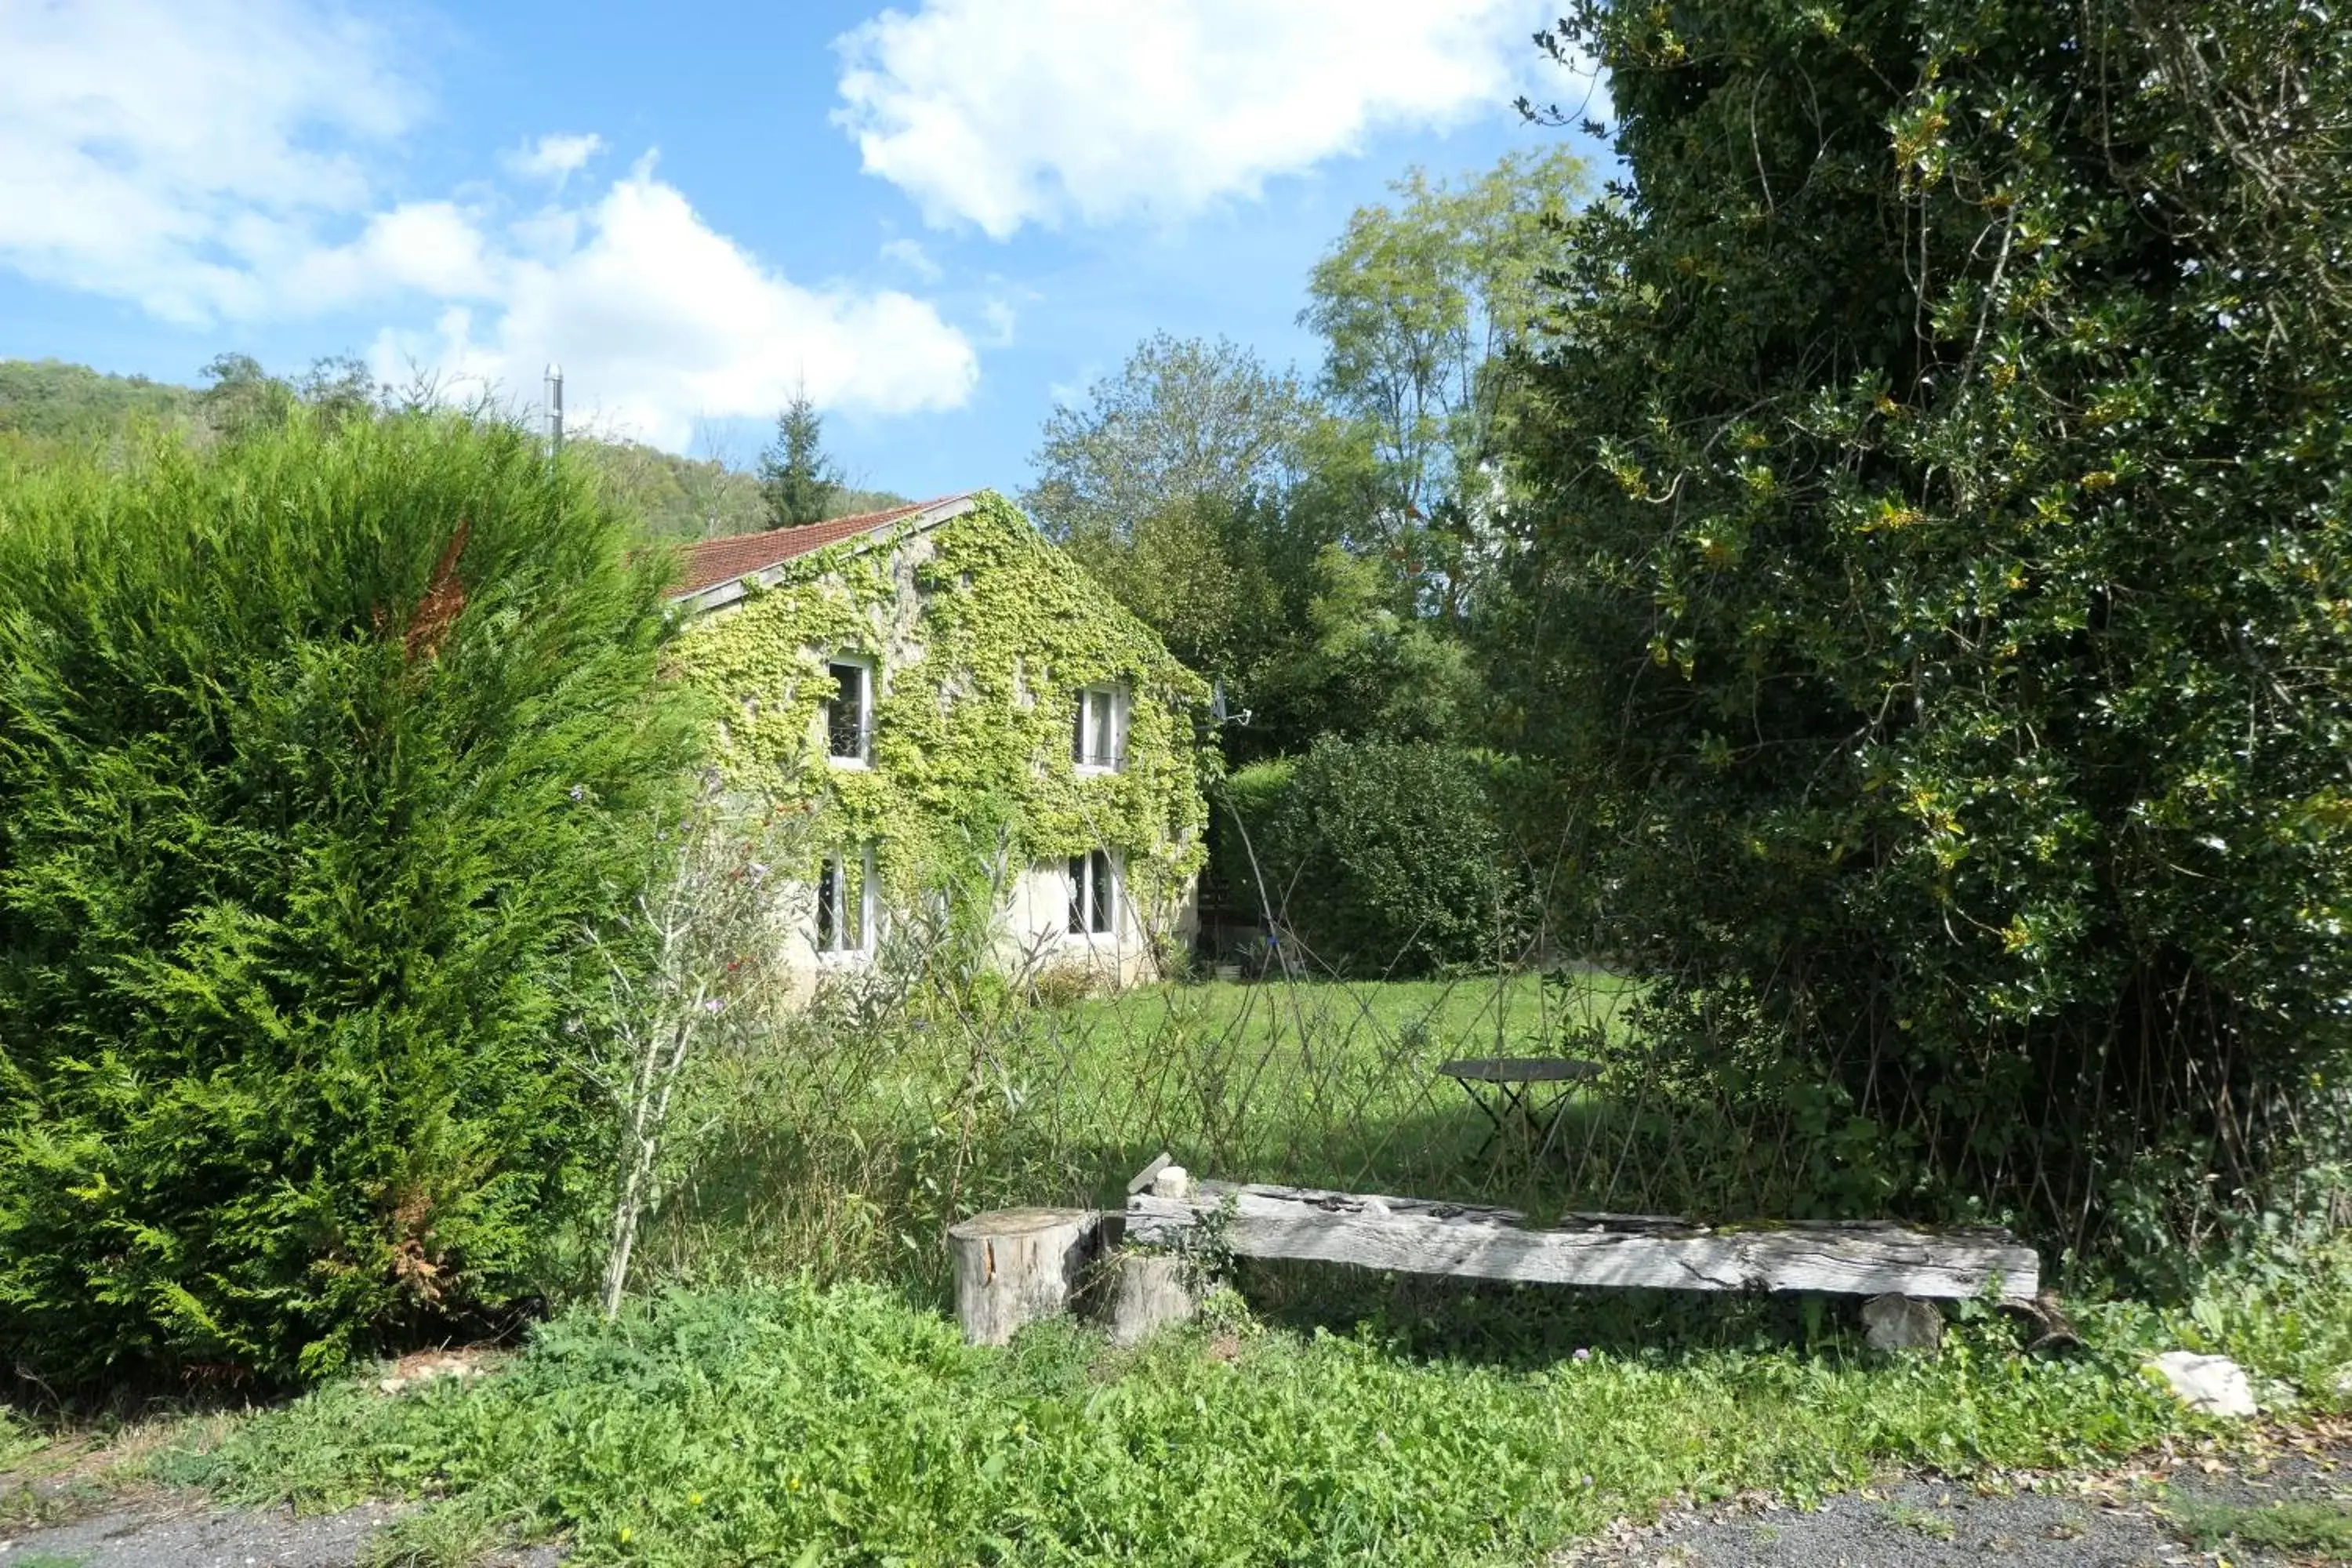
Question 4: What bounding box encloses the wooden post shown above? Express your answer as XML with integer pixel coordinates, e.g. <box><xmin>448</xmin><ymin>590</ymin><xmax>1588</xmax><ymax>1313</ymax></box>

<box><xmin>947</xmin><ymin>1207</ymin><xmax>1098</xmax><ymax>1346</ymax></box>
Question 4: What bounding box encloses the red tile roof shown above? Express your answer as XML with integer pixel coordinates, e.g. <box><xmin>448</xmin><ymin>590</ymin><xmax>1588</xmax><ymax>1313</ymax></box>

<box><xmin>672</xmin><ymin>496</ymin><xmax>967</xmax><ymax>597</ymax></box>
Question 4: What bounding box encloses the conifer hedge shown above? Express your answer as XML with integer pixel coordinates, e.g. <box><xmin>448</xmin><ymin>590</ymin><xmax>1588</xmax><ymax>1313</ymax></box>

<box><xmin>0</xmin><ymin>415</ymin><xmax>695</xmax><ymax>1383</ymax></box>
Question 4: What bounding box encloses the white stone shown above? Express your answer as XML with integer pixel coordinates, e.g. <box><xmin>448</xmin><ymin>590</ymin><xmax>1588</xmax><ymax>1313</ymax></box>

<box><xmin>1152</xmin><ymin>1165</ymin><xmax>1190</xmax><ymax>1199</ymax></box>
<box><xmin>2146</xmin><ymin>1351</ymin><xmax>2256</xmax><ymax>1417</ymax></box>
<box><xmin>1860</xmin><ymin>1292</ymin><xmax>1944</xmax><ymax>1352</ymax></box>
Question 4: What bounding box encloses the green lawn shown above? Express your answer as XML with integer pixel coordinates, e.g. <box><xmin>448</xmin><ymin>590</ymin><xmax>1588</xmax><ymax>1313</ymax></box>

<box><xmin>1074</xmin><ymin>969</ymin><xmax>1638</xmax><ymax>1061</ymax></box>
<box><xmin>631</xmin><ymin>971</ymin><xmax>1650</xmax><ymax>1297</ymax></box>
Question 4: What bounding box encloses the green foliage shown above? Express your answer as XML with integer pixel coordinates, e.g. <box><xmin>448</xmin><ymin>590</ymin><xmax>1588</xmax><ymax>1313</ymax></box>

<box><xmin>1260</xmin><ymin>546</ymin><xmax>1483</xmax><ymax>748</ymax></box>
<box><xmin>0</xmin><ymin>415</ymin><xmax>696</xmax><ymax>1385</ymax></box>
<box><xmin>1033</xmin><ymin>150</ymin><xmax>1588</xmax><ymax>762</ymax></box>
<box><xmin>1501</xmin><ymin>0</ymin><xmax>2352</xmax><ymax>1258</ymax></box>
<box><xmin>176</xmin><ymin>1277</ymin><xmax>2202</xmax><ymax>1566</ymax></box>
<box><xmin>0</xmin><ymin>359</ymin><xmax>198</xmax><ymax>445</ymax></box>
<box><xmin>1024</xmin><ymin>332</ymin><xmax>1315</xmax><ymax>543</ymax></box>
<box><xmin>2165</xmin><ymin>1496</ymin><xmax>2352</xmax><ymax>1555</ymax></box>
<box><xmin>577</xmin><ymin>437</ymin><xmax>767</xmax><ymax>540</ymax></box>
<box><xmin>1052</xmin><ymin>492</ymin><xmax>1288</xmax><ymax>694</ymax></box>
<box><xmin>756</xmin><ymin>393</ymin><xmax>842</xmax><ymax>529</ymax></box>
<box><xmin>1302</xmin><ymin>148</ymin><xmax>1584</xmax><ymax>532</ymax></box>
<box><xmin>577</xmin><ymin>434</ymin><xmax>908</xmax><ymax>543</ymax></box>
<box><xmin>667</xmin><ymin>492</ymin><xmax>1214</xmax><ymax>920</ymax></box>
<box><xmin>1223</xmin><ymin>737</ymin><xmax>1534</xmax><ymax>976</ymax></box>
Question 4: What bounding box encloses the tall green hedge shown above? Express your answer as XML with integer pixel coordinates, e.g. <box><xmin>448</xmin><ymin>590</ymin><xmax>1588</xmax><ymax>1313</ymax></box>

<box><xmin>1498</xmin><ymin>0</ymin><xmax>2352</xmax><ymax>1258</ymax></box>
<box><xmin>0</xmin><ymin>416</ymin><xmax>695</xmax><ymax>1384</ymax></box>
<box><xmin>1219</xmin><ymin>739</ymin><xmax>1534</xmax><ymax>976</ymax></box>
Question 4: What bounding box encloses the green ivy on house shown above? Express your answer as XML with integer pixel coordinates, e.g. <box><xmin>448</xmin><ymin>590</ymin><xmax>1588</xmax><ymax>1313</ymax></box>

<box><xmin>666</xmin><ymin>492</ymin><xmax>1216</xmax><ymax>924</ymax></box>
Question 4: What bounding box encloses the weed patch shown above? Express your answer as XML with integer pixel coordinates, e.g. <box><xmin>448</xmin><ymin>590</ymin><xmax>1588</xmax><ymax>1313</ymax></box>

<box><xmin>2165</xmin><ymin>1494</ymin><xmax>2352</xmax><ymax>1555</ymax></box>
<box><xmin>172</xmin><ymin>1280</ymin><xmax>2198</xmax><ymax>1566</ymax></box>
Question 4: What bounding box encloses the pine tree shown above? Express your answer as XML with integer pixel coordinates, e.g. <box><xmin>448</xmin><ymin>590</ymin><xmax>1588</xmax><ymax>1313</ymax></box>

<box><xmin>757</xmin><ymin>391</ymin><xmax>841</xmax><ymax>528</ymax></box>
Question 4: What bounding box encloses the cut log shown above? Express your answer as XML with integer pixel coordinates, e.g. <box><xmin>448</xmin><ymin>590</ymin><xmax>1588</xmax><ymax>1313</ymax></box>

<box><xmin>947</xmin><ymin>1207</ymin><xmax>1099</xmax><ymax>1346</ymax></box>
<box><xmin>1106</xmin><ymin>1251</ymin><xmax>1201</xmax><ymax>1345</ymax></box>
<box><xmin>1126</xmin><ymin>1181</ymin><xmax>2037</xmax><ymax>1301</ymax></box>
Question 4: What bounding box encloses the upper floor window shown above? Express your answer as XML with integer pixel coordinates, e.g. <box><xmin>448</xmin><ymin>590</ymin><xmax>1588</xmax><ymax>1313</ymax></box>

<box><xmin>825</xmin><ymin>658</ymin><xmax>872</xmax><ymax>766</ymax></box>
<box><xmin>1066</xmin><ymin>848</ymin><xmax>1117</xmax><ymax>938</ymax></box>
<box><xmin>815</xmin><ymin>846</ymin><xmax>875</xmax><ymax>957</ymax></box>
<box><xmin>1073</xmin><ymin>685</ymin><xmax>1126</xmax><ymax>772</ymax></box>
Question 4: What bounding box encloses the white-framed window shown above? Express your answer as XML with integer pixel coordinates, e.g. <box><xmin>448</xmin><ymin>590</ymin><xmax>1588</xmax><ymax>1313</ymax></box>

<box><xmin>815</xmin><ymin>846</ymin><xmax>876</xmax><ymax>958</ymax></box>
<box><xmin>1066</xmin><ymin>848</ymin><xmax>1118</xmax><ymax>938</ymax></box>
<box><xmin>824</xmin><ymin>657</ymin><xmax>873</xmax><ymax>766</ymax></box>
<box><xmin>1073</xmin><ymin>685</ymin><xmax>1127</xmax><ymax>772</ymax></box>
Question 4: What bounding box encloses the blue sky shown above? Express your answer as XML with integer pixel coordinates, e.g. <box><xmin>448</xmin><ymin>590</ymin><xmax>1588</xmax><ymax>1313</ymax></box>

<box><xmin>0</xmin><ymin>1</ymin><xmax>1603</xmax><ymax>503</ymax></box>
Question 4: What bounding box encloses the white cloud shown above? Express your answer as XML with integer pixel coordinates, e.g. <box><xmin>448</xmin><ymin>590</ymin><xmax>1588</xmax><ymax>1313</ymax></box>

<box><xmin>833</xmin><ymin>0</ymin><xmax>1569</xmax><ymax>238</ymax></box>
<box><xmin>879</xmin><ymin>236</ymin><xmax>944</xmax><ymax>281</ymax></box>
<box><xmin>369</xmin><ymin>169</ymin><xmax>978</xmax><ymax>448</ymax></box>
<box><xmin>503</xmin><ymin>132</ymin><xmax>605</xmax><ymax>184</ymax></box>
<box><xmin>0</xmin><ymin>1</ymin><xmax>980</xmax><ymax>446</ymax></box>
<box><xmin>0</xmin><ymin>0</ymin><xmax>413</xmax><ymax>324</ymax></box>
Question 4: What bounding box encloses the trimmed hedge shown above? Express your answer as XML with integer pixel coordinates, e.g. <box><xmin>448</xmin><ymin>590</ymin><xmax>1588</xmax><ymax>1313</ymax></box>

<box><xmin>1218</xmin><ymin>739</ymin><xmax>1535</xmax><ymax>976</ymax></box>
<box><xmin>0</xmin><ymin>415</ymin><xmax>695</xmax><ymax>1384</ymax></box>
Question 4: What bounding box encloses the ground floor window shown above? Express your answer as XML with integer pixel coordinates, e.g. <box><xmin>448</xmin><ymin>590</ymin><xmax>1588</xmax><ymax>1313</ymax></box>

<box><xmin>816</xmin><ymin>846</ymin><xmax>875</xmax><ymax>956</ymax></box>
<box><xmin>1067</xmin><ymin>848</ymin><xmax>1116</xmax><ymax>937</ymax></box>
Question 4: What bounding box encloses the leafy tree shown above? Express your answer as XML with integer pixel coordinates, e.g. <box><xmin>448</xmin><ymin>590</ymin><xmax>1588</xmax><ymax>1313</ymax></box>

<box><xmin>1301</xmin><ymin>149</ymin><xmax>1585</xmax><ymax>614</ymax></box>
<box><xmin>1502</xmin><ymin>0</ymin><xmax>2352</xmax><ymax>1256</ymax></box>
<box><xmin>0</xmin><ymin>413</ymin><xmax>698</xmax><ymax>1382</ymax></box>
<box><xmin>757</xmin><ymin>391</ymin><xmax>843</xmax><ymax>528</ymax></box>
<box><xmin>1029</xmin><ymin>336</ymin><xmax>1348</xmax><ymax>753</ymax></box>
<box><xmin>1220</xmin><ymin>738</ymin><xmax>1534</xmax><ymax>977</ymax></box>
<box><xmin>1024</xmin><ymin>333</ymin><xmax>1315</xmax><ymax>543</ymax></box>
<box><xmin>198</xmin><ymin>352</ymin><xmax>296</xmax><ymax>441</ymax></box>
<box><xmin>1255</xmin><ymin>546</ymin><xmax>1481</xmax><ymax>750</ymax></box>
<box><xmin>198</xmin><ymin>353</ymin><xmax>380</xmax><ymax>442</ymax></box>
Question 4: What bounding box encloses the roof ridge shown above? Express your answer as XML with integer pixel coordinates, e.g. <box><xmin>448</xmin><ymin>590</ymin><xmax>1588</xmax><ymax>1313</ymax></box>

<box><xmin>684</xmin><ymin>494</ymin><xmax>958</xmax><ymax>553</ymax></box>
<box><xmin>670</xmin><ymin>492</ymin><xmax>980</xmax><ymax>604</ymax></box>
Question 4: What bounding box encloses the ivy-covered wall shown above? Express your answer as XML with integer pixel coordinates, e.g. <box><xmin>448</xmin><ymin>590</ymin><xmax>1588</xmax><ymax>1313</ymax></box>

<box><xmin>666</xmin><ymin>492</ymin><xmax>1215</xmax><ymax>927</ymax></box>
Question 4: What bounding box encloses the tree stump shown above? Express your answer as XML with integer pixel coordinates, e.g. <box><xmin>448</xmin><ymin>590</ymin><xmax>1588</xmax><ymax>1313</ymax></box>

<box><xmin>948</xmin><ymin>1207</ymin><xmax>1098</xmax><ymax>1346</ymax></box>
<box><xmin>1106</xmin><ymin>1250</ymin><xmax>1201</xmax><ymax>1346</ymax></box>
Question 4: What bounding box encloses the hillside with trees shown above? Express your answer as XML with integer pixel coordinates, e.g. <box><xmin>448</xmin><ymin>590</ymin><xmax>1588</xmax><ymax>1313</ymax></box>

<box><xmin>0</xmin><ymin>358</ymin><xmax>908</xmax><ymax>542</ymax></box>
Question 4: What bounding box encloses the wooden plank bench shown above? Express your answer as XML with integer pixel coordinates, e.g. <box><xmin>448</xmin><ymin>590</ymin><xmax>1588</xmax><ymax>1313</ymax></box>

<box><xmin>946</xmin><ymin>1156</ymin><xmax>2040</xmax><ymax>1348</ymax></box>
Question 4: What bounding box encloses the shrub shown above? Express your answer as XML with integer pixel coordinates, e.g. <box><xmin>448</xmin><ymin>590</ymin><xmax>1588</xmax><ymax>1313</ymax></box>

<box><xmin>0</xmin><ymin>414</ymin><xmax>696</xmax><ymax>1384</ymax></box>
<box><xmin>1222</xmin><ymin>739</ymin><xmax>1534</xmax><ymax>976</ymax></box>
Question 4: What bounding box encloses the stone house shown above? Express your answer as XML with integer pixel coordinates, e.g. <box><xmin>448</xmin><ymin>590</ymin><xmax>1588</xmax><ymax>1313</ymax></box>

<box><xmin>666</xmin><ymin>491</ymin><xmax>1214</xmax><ymax>992</ymax></box>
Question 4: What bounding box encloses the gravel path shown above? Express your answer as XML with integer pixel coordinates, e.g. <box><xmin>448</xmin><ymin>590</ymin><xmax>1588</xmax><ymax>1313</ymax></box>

<box><xmin>1556</xmin><ymin>1436</ymin><xmax>2352</xmax><ymax>1567</ymax></box>
<box><xmin>5</xmin><ymin>1439</ymin><xmax>2345</xmax><ymax>1566</ymax></box>
<box><xmin>0</xmin><ymin>1489</ymin><xmax>561</xmax><ymax>1568</ymax></box>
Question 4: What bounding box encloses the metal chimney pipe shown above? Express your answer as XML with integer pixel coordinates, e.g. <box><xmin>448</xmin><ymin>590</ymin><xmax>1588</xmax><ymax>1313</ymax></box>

<box><xmin>545</xmin><ymin>362</ymin><xmax>564</xmax><ymax>457</ymax></box>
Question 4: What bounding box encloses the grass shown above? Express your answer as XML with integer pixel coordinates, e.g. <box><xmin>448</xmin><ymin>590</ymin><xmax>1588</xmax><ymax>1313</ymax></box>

<box><xmin>1881</xmin><ymin>1499</ymin><xmax>1958</xmax><ymax>1541</ymax></box>
<box><xmin>2165</xmin><ymin>1495</ymin><xmax>2352</xmax><ymax>1555</ymax></box>
<box><xmin>165</xmin><ymin>1279</ymin><xmax>2201</xmax><ymax>1568</ymax></box>
<box><xmin>631</xmin><ymin>969</ymin><xmax>1660</xmax><ymax>1300</ymax></box>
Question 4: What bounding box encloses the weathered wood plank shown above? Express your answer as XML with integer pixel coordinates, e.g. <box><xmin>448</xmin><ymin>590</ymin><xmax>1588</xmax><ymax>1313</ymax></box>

<box><xmin>1126</xmin><ymin>1181</ymin><xmax>2037</xmax><ymax>1301</ymax></box>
